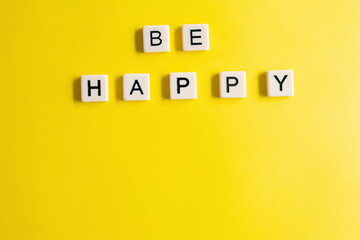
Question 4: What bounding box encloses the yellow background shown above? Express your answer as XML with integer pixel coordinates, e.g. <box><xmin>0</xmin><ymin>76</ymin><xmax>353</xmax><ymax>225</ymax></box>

<box><xmin>1</xmin><ymin>0</ymin><xmax>360</xmax><ymax>239</ymax></box>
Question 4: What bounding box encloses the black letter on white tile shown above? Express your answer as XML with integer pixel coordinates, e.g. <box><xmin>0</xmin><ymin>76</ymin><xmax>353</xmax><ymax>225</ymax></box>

<box><xmin>190</xmin><ymin>29</ymin><xmax>202</xmax><ymax>45</ymax></box>
<box><xmin>87</xmin><ymin>80</ymin><xmax>101</xmax><ymax>96</ymax></box>
<box><xmin>274</xmin><ymin>75</ymin><xmax>288</xmax><ymax>91</ymax></box>
<box><xmin>130</xmin><ymin>80</ymin><xmax>144</xmax><ymax>95</ymax></box>
<box><xmin>150</xmin><ymin>31</ymin><xmax>162</xmax><ymax>46</ymax></box>
<box><xmin>226</xmin><ymin>77</ymin><xmax>239</xmax><ymax>93</ymax></box>
<box><xmin>177</xmin><ymin>78</ymin><xmax>189</xmax><ymax>94</ymax></box>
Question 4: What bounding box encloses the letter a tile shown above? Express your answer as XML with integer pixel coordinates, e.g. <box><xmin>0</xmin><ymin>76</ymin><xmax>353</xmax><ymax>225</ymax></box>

<box><xmin>123</xmin><ymin>74</ymin><xmax>150</xmax><ymax>101</ymax></box>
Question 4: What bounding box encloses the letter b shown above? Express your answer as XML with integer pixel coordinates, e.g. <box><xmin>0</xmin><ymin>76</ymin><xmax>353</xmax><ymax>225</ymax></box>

<box><xmin>150</xmin><ymin>31</ymin><xmax>162</xmax><ymax>46</ymax></box>
<box><xmin>143</xmin><ymin>25</ymin><xmax>170</xmax><ymax>53</ymax></box>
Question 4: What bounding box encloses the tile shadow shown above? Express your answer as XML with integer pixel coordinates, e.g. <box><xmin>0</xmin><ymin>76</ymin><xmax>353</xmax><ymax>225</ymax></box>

<box><xmin>116</xmin><ymin>75</ymin><xmax>124</xmax><ymax>100</ymax></box>
<box><xmin>161</xmin><ymin>74</ymin><xmax>170</xmax><ymax>99</ymax></box>
<box><xmin>73</xmin><ymin>77</ymin><xmax>81</xmax><ymax>101</ymax></box>
<box><xmin>174</xmin><ymin>27</ymin><xmax>182</xmax><ymax>51</ymax></box>
<box><xmin>259</xmin><ymin>72</ymin><xmax>267</xmax><ymax>96</ymax></box>
<box><xmin>135</xmin><ymin>28</ymin><xmax>143</xmax><ymax>53</ymax></box>
<box><xmin>211</xmin><ymin>73</ymin><xmax>220</xmax><ymax>98</ymax></box>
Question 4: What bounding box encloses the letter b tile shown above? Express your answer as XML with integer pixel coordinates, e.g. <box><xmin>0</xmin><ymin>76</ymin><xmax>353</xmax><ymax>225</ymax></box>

<box><xmin>267</xmin><ymin>70</ymin><xmax>294</xmax><ymax>97</ymax></box>
<box><xmin>143</xmin><ymin>25</ymin><xmax>170</xmax><ymax>53</ymax></box>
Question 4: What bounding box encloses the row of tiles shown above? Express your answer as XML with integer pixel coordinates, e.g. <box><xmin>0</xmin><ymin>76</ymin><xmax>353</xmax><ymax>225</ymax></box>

<box><xmin>143</xmin><ymin>24</ymin><xmax>209</xmax><ymax>52</ymax></box>
<box><xmin>81</xmin><ymin>70</ymin><xmax>294</xmax><ymax>102</ymax></box>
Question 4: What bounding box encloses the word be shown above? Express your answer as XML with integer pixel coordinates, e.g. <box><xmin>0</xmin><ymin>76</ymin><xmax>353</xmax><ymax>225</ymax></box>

<box><xmin>143</xmin><ymin>24</ymin><xmax>209</xmax><ymax>52</ymax></box>
<box><xmin>80</xmin><ymin>70</ymin><xmax>294</xmax><ymax>102</ymax></box>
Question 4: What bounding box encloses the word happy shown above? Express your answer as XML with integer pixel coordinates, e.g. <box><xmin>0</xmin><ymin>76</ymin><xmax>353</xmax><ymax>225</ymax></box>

<box><xmin>80</xmin><ymin>24</ymin><xmax>294</xmax><ymax>102</ymax></box>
